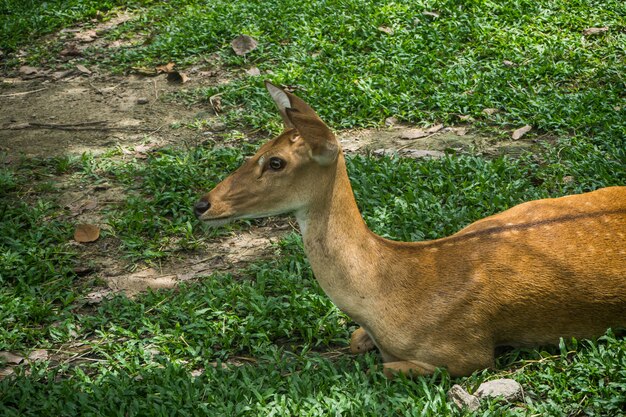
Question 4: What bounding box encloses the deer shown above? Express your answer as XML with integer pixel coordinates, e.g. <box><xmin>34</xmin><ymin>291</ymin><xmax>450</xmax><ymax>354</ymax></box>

<box><xmin>194</xmin><ymin>81</ymin><xmax>626</xmax><ymax>377</ymax></box>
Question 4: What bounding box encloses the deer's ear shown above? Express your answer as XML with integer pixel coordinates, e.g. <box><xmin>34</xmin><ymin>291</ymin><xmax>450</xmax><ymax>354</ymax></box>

<box><xmin>285</xmin><ymin>108</ymin><xmax>338</xmax><ymax>166</ymax></box>
<box><xmin>265</xmin><ymin>81</ymin><xmax>338</xmax><ymax>165</ymax></box>
<box><xmin>265</xmin><ymin>81</ymin><xmax>295</xmax><ymax>129</ymax></box>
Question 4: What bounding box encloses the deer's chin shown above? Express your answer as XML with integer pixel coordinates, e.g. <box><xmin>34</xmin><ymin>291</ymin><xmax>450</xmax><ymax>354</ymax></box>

<box><xmin>202</xmin><ymin>218</ymin><xmax>234</xmax><ymax>228</ymax></box>
<box><xmin>198</xmin><ymin>213</ymin><xmax>236</xmax><ymax>227</ymax></box>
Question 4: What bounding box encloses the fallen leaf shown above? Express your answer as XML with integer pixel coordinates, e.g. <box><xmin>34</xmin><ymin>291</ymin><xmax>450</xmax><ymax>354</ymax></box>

<box><xmin>74</xmin><ymin>224</ymin><xmax>100</xmax><ymax>243</ymax></box>
<box><xmin>28</xmin><ymin>350</ymin><xmax>48</xmax><ymax>362</ymax></box>
<box><xmin>482</xmin><ymin>108</ymin><xmax>498</xmax><ymax>115</ymax></box>
<box><xmin>0</xmin><ymin>367</ymin><xmax>14</xmax><ymax>380</ymax></box>
<box><xmin>0</xmin><ymin>352</ymin><xmax>24</xmax><ymax>365</ymax></box>
<box><xmin>583</xmin><ymin>27</ymin><xmax>608</xmax><ymax>36</ymax></box>
<box><xmin>245</xmin><ymin>67</ymin><xmax>261</xmax><ymax>76</ymax></box>
<box><xmin>512</xmin><ymin>125</ymin><xmax>532</xmax><ymax>140</ymax></box>
<box><xmin>426</xmin><ymin>123</ymin><xmax>444</xmax><ymax>134</ymax></box>
<box><xmin>398</xmin><ymin>128</ymin><xmax>428</xmax><ymax>139</ymax></box>
<box><xmin>60</xmin><ymin>43</ymin><xmax>82</xmax><ymax>57</ymax></box>
<box><xmin>133</xmin><ymin>143</ymin><xmax>157</xmax><ymax>158</ymax></box>
<box><xmin>378</xmin><ymin>26</ymin><xmax>394</xmax><ymax>35</ymax></box>
<box><xmin>210</xmin><ymin>95</ymin><xmax>222</xmax><ymax>113</ymax></box>
<box><xmin>166</xmin><ymin>71</ymin><xmax>189</xmax><ymax>84</ymax></box>
<box><xmin>156</xmin><ymin>62</ymin><xmax>175</xmax><ymax>74</ymax></box>
<box><xmin>19</xmin><ymin>66</ymin><xmax>39</xmax><ymax>76</ymax></box>
<box><xmin>422</xmin><ymin>11</ymin><xmax>440</xmax><ymax>18</ymax></box>
<box><xmin>231</xmin><ymin>35</ymin><xmax>258</xmax><ymax>56</ymax></box>
<box><xmin>76</xmin><ymin>64</ymin><xmax>92</xmax><ymax>75</ymax></box>
<box><xmin>502</xmin><ymin>60</ymin><xmax>516</xmax><ymax>67</ymax></box>
<box><xmin>67</xmin><ymin>199</ymin><xmax>98</xmax><ymax>215</ymax></box>
<box><xmin>458</xmin><ymin>115</ymin><xmax>474</xmax><ymax>122</ymax></box>
<box><xmin>52</xmin><ymin>70</ymin><xmax>74</xmax><ymax>80</ymax></box>
<box><xmin>84</xmin><ymin>288</ymin><xmax>114</xmax><ymax>304</ymax></box>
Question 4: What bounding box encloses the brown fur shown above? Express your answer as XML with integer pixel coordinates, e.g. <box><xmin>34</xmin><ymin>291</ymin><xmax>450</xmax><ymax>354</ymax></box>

<box><xmin>197</xmin><ymin>82</ymin><xmax>626</xmax><ymax>377</ymax></box>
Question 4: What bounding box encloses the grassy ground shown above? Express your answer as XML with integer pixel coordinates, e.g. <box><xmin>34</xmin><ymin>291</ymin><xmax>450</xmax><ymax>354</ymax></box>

<box><xmin>2</xmin><ymin>0</ymin><xmax>626</xmax><ymax>416</ymax></box>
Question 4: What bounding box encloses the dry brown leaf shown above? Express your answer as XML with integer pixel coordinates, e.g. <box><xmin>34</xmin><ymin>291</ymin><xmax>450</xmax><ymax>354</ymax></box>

<box><xmin>246</xmin><ymin>67</ymin><xmax>261</xmax><ymax>76</ymax></box>
<box><xmin>457</xmin><ymin>115</ymin><xmax>474</xmax><ymax>122</ymax></box>
<box><xmin>231</xmin><ymin>35</ymin><xmax>258</xmax><ymax>56</ymax></box>
<box><xmin>166</xmin><ymin>71</ymin><xmax>189</xmax><ymax>84</ymax></box>
<box><xmin>512</xmin><ymin>125</ymin><xmax>532</xmax><ymax>140</ymax></box>
<box><xmin>398</xmin><ymin>128</ymin><xmax>428</xmax><ymax>140</ymax></box>
<box><xmin>60</xmin><ymin>43</ymin><xmax>82</xmax><ymax>57</ymax></box>
<box><xmin>210</xmin><ymin>95</ymin><xmax>223</xmax><ymax>113</ymax></box>
<box><xmin>84</xmin><ymin>288</ymin><xmax>114</xmax><ymax>304</ymax></box>
<box><xmin>583</xmin><ymin>27</ymin><xmax>608</xmax><ymax>36</ymax></box>
<box><xmin>482</xmin><ymin>108</ymin><xmax>498</xmax><ymax>115</ymax></box>
<box><xmin>422</xmin><ymin>11</ymin><xmax>440</xmax><ymax>18</ymax></box>
<box><xmin>68</xmin><ymin>199</ymin><xmax>98</xmax><ymax>215</ymax></box>
<box><xmin>426</xmin><ymin>123</ymin><xmax>444</xmax><ymax>134</ymax></box>
<box><xmin>502</xmin><ymin>60</ymin><xmax>515</xmax><ymax>67</ymax></box>
<box><xmin>133</xmin><ymin>143</ymin><xmax>157</xmax><ymax>158</ymax></box>
<box><xmin>378</xmin><ymin>26</ymin><xmax>394</xmax><ymax>35</ymax></box>
<box><xmin>156</xmin><ymin>62</ymin><xmax>175</xmax><ymax>74</ymax></box>
<box><xmin>0</xmin><ymin>367</ymin><xmax>14</xmax><ymax>380</ymax></box>
<box><xmin>76</xmin><ymin>64</ymin><xmax>92</xmax><ymax>75</ymax></box>
<box><xmin>28</xmin><ymin>350</ymin><xmax>49</xmax><ymax>362</ymax></box>
<box><xmin>19</xmin><ymin>66</ymin><xmax>39</xmax><ymax>75</ymax></box>
<box><xmin>0</xmin><ymin>352</ymin><xmax>24</xmax><ymax>365</ymax></box>
<box><xmin>74</xmin><ymin>223</ymin><xmax>100</xmax><ymax>243</ymax></box>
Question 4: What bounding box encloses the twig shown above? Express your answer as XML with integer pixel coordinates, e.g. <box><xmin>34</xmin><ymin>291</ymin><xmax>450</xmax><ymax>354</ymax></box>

<box><xmin>397</xmin><ymin>132</ymin><xmax>441</xmax><ymax>151</ymax></box>
<box><xmin>0</xmin><ymin>88</ymin><xmax>47</xmax><ymax>98</ymax></box>
<box><xmin>1</xmin><ymin>121</ymin><xmax>159</xmax><ymax>132</ymax></box>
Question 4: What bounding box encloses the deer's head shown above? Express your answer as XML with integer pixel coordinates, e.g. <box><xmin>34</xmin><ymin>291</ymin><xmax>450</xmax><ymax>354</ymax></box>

<box><xmin>194</xmin><ymin>82</ymin><xmax>340</xmax><ymax>225</ymax></box>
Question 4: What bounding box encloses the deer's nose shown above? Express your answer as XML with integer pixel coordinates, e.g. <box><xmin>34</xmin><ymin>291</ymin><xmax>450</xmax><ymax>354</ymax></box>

<box><xmin>194</xmin><ymin>199</ymin><xmax>211</xmax><ymax>217</ymax></box>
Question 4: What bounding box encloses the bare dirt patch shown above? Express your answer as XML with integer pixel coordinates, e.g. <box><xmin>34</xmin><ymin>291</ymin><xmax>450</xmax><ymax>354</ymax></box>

<box><xmin>338</xmin><ymin>125</ymin><xmax>538</xmax><ymax>159</ymax></box>
<box><xmin>0</xmin><ymin>73</ymin><xmax>216</xmax><ymax>157</ymax></box>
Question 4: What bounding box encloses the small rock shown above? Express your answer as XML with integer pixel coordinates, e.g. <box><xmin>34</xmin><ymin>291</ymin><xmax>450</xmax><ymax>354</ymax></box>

<box><xmin>448</xmin><ymin>384</ymin><xmax>480</xmax><ymax>412</ymax></box>
<box><xmin>137</xmin><ymin>97</ymin><xmax>149</xmax><ymax>105</ymax></box>
<box><xmin>475</xmin><ymin>378</ymin><xmax>523</xmax><ymax>402</ymax></box>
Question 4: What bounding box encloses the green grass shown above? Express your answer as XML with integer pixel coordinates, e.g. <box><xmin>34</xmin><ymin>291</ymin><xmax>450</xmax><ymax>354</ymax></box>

<box><xmin>1</xmin><ymin>0</ymin><xmax>626</xmax><ymax>415</ymax></box>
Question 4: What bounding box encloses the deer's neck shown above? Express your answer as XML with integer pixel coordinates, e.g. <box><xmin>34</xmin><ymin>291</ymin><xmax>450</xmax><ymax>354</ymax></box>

<box><xmin>294</xmin><ymin>155</ymin><xmax>383</xmax><ymax>321</ymax></box>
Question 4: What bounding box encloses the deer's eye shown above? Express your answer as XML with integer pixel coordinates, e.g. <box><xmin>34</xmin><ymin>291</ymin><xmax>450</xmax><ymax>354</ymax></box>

<box><xmin>268</xmin><ymin>157</ymin><xmax>285</xmax><ymax>171</ymax></box>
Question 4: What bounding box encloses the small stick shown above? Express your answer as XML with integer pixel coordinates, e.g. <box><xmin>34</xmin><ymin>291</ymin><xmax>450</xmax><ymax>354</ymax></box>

<box><xmin>0</xmin><ymin>88</ymin><xmax>47</xmax><ymax>98</ymax></box>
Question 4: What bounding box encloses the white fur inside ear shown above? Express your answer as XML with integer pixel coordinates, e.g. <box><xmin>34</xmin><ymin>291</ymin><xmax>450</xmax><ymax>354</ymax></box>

<box><xmin>266</xmin><ymin>83</ymin><xmax>291</xmax><ymax>111</ymax></box>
